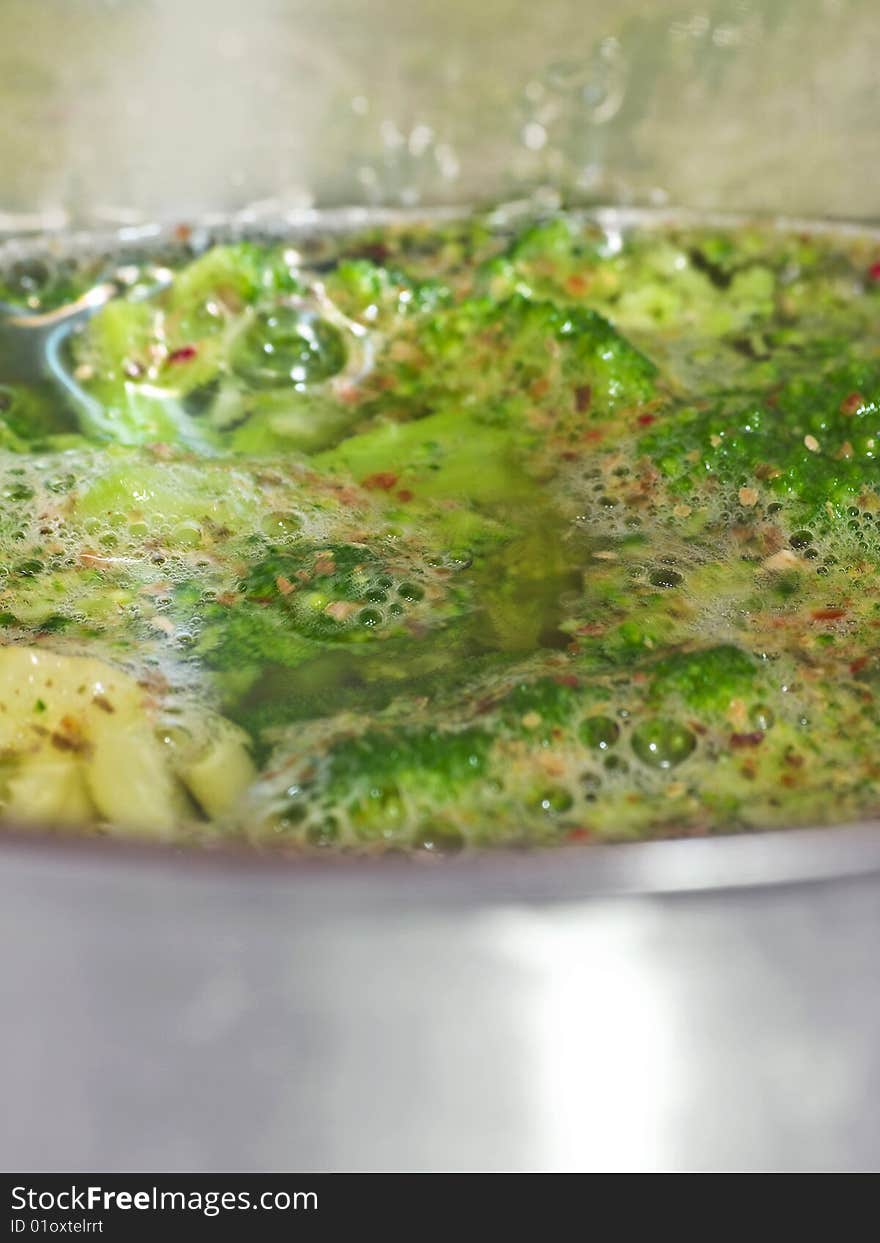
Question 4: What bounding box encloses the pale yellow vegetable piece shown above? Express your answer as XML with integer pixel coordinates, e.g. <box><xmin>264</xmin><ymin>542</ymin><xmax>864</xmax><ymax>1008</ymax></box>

<box><xmin>175</xmin><ymin>719</ymin><xmax>257</xmax><ymax>819</ymax></box>
<box><xmin>0</xmin><ymin>646</ymin><xmax>253</xmax><ymax>835</ymax></box>
<box><xmin>3</xmin><ymin>754</ymin><xmax>96</xmax><ymax>825</ymax></box>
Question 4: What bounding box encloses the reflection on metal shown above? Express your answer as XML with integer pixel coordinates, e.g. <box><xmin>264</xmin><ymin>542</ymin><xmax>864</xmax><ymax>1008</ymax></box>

<box><xmin>2</xmin><ymin>838</ymin><xmax>880</xmax><ymax>1171</ymax></box>
<box><xmin>1</xmin><ymin>1</ymin><xmax>879</xmax><ymax>225</ymax></box>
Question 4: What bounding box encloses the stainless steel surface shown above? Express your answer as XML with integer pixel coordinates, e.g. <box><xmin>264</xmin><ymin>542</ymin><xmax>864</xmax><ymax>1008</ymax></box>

<box><xmin>1</xmin><ymin>1</ymin><xmax>879</xmax><ymax>227</ymax></box>
<box><xmin>2</xmin><ymin>0</ymin><xmax>880</xmax><ymax>1173</ymax></box>
<box><xmin>3</xmin><ymin>832</ymin><xmax>880</xmax><ymax>1172</ymax></box>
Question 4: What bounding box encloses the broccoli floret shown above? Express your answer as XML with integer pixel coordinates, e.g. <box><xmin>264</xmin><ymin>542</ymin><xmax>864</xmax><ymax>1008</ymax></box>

<box><xmin>225</xmin><ymin>390</ymin><xmax>361</xmax><ymax>455</ymax></box>
<box><xmin>162</xmin><ymin>242</ymin><xmax>302</xmax><ymax>351</ymax></box>
<box><xmin>641</xmin><ymin>358</ymin><xmax>880</xmax><ymax>521</ymax></box>
<box><xmin>323</xmin><ymin>258</ymin><xmax>450</xmax><ymax>325</ymax></box>
<box><xmin>314</xmin><ymin>407</ymin><xmax>537</xmax><ymax>507</ymax></box>
<box><xmin>0</xmin><ymin>253</ymin><xmax>107</xmax><ymax>313</ymax></box>
<box><xmin>323</xmin><ymin>724</ymin><xmax>491</xmax><ymax>834</ymax></box>
<box><xmin>201</xmin><ymin>537</ymin><xmax>469</xmax><ymax>684</ymax></box>
<box><xmin>647</xmin><ymin>645</ymin><xmax>758</xmax><ymax>713</ymax></box>
<box><xmin>66</xmin><ymin>298</ymin><xmax>215</xmax><ymax>447</ymax></box>
<box><xmin>197</xmin><ymin>603</ymin><xmax>315</xmax><ymax>677</ymax></box>
<box><xmin>73</xmin><ymin>457</ymin><xmax>263</xmax><ymax>537</ymax></box>
<box><xmin>316</xmin><ymin>296</ymin><xmax>655</xmax><ymax>504</ymax></box>
<box><xmin>413</xmin><ymin>294</ymin><xmax>657</xmax><ymax>419</ymax></box>
<box><xmin>500</xmin><ymin>676</ymin><xmax>579</xmax><ymax>740</ymax></box>
<box><xmin>66</xmin><ymin>243</ymin><xmax>311</xmax><ymax>447</ymax></box>
<box><xmin>198</xmin><ymin>535</ymin><xmax>474</xmax><ymax>716</ymax></box>
<box><xmin>483</xmin><ymin>217</ymin><xmax>606</xmax><ymax>300</ymax></box>
<box><xmin>0</xmin><ymin>384</ymin><xmax>79</xmax><ymax>450</ymax></box>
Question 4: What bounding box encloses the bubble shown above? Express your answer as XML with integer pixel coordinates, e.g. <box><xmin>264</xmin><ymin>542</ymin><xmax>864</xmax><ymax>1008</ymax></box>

<box><xmin>530</xmin><ymin>787</ymin><xmax>574</xmax><ymax>814</ymax></box>
<box><xmin>358</xmin><ymin>608</ymin><xmax>383</xmax><ymax>628</ymax></box>
<box><xmin>750</xmin><ymin>704</ymin><xmax>775</xmax><ymax>731</ymax></box>
<box><xmin>306</xmin><ymin>817</ymin><xmax>339</xmax><ymax>845</ymax></box>
<box><xmin>790</xmin><ymin>530</ymin><xmax>813</xmax><ymax>549</ymax></box>
<box><xmin>261</xmin><ymin>511</ymin><xmax>302</xmax><ymax>538</ymax></box>
<box><xmin>45</xmin><ymin>474</ymin><xmax>75</xmax><ymax>494</ymax></box>
<box><xmin>578</xmin><ymin>715</ymin><xmax>620</xmax><ymax>750</ymax></box>
<box><xmin>231</xmin><ymin>307</ymin><xmax>347</xmax><ymax>388</ymax></box>
<box><xmin>2</xmin><ymin>482</ymin><xmax>34</xmax><ymax>502</ymax></box>
<box><xmin>171</xmin><ymin>521</ymin><xmax>203</xmax><ymax>549</ymax></box>
<box><xmin>650</xmin><ymin>568</ymin><xmax>683</xmax><ymax>588</ymax></box>
<box><xmin>631</xmin><ymin>719</ymin><xmax>696</xmax><ymax>769</ymax></box>
<box><xmin>414</xmin><ymin>825</ymin><xmax>464</xmax><ymax>854</ymax></box>
<box><xmin>397</xmin><ymin>581</ymin><xmax>424</xmax><ymax>602</ymax></box>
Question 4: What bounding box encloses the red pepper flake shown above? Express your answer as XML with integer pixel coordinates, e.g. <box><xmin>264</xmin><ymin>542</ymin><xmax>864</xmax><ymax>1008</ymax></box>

<box><xmin>361</xmin><ymin>472</ymin><xmax>398</xmax><ymax>491</ymax></box>
<box><xmin>554</xmin><ymin>675</ymin><xmax>580</xmax><ymax>688</ymax></box>
<box><xmin>867</xmin><ymin>261</ymin><xmax>880</xmax><ymax>283</ymax></box>
<box><xmin>173</xmin><ymin>223</ymin><xmax>192</xmax><ymax>243</ymax></box>
<box><xmin>351</xmin><ymin>242</ymin><xmax>390</xmax><ymax>265</ymax></box>
<box><xmin>574</xmin><ymin>384</ymin><xmax>592</xmax><ymax>413</ymax></box>
<box><xmin>167</xmin><ymin>345</ymin><xmax>198</xmax><ymax>365</ymax></box>
<box><xmin>565</xmin><ymin>274</ymin><xmax>589</xmax><ymax>295</ymax></box>
<box><xmin>850</xmin><ymin>656</ymin><xmax>870</xmax><ymax>675</ymax></box>
<box><xmin>637</xmin><ymin>412</ymin><xmax>657</xmax><ymax>427</ymax></box>
<box><xmin>566</xmin><ymin>827</ymin><xmax>592</xmax><ymax>842</ymax></box>
<box><xmin>730</xmin><ymin>730</ymin><xmax>764</xmax><ymax>748</ymax></box>
<box><xmin>811</xmin><ymin>607</ymin><xmax>846</xmax><ymax>621</ymax></box>
<box><xmin>839</xmin><ymin>391</ymin><xmax>865</xmax><ymax>416</ymax></box>
<box><xmin>396</xmin><ymin>489</ymin><xmax>414</xmax><ymax>502</ymax></box>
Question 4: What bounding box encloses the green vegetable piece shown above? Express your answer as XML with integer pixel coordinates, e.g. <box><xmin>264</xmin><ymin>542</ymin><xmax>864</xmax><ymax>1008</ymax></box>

<box><xmin>648</xmin><ymin>645</ymin><xmax>757</xmax><ymax>712</ymax></box>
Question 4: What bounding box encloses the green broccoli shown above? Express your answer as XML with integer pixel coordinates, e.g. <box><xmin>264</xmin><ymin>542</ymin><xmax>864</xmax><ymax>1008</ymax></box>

<box><xmin>647</xmin><ymin>645</ymin><xmax>758</xmax><ymax>713</ymax></box>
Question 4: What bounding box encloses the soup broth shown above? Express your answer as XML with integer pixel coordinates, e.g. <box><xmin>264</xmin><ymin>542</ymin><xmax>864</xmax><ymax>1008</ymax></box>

<box><xmin>1</xmin><ymin>211</ymin><xmax>879</xmax><ymax>850</ymax></box>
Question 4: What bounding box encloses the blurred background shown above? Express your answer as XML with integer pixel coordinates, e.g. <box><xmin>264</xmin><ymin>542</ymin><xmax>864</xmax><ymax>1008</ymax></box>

<box><xmin>1</xmin><ymin>0</ymin><xmax>877</xmax><ymax>228</ymax></box>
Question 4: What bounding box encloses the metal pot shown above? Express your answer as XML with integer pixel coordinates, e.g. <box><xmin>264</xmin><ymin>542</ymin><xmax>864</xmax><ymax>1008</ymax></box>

<box><xmin>2</xmin><ymin>0</ymin><xmax>880</xmax><ymax>1172</ymax></box>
